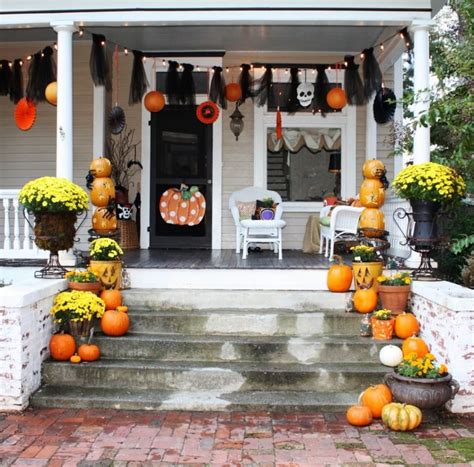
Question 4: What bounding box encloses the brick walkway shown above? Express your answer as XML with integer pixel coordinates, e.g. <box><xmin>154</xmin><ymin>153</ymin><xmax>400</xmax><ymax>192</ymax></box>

<box><xmin>0</xmin><ymin>409</ymin><xmax>472</xmax><ymax>466</ymax></box>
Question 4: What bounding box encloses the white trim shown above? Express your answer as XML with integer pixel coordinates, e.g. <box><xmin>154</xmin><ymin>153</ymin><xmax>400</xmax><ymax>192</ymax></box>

<box><xmin>283</xmin><ymin>202</ymin><xmax>324</xmax><ymax>213</ymax></box>
<box><xmin>393</xmin><ymin>55</ymin><xmax>404</xmax><ymax>175</ymax></box>
<box><xmin>92</xmin><ymin>85</ymin><xmax>106</xmax><ymax>158</ymax></box>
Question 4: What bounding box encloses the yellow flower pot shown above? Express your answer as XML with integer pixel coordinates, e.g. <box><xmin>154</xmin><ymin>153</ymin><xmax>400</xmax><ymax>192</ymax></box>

<box><xmin>352</xmin><ymin>261</ymin><xmax>383</xmax><ymax>291</ymax></box>
<box><xmin>89</xmin><ymin>260</ymin><xmax>122</xmax><ymax>290</ymax></box>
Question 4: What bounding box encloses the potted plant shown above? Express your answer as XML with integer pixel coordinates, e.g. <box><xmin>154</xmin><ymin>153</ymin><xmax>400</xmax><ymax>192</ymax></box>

<box><xmin>376</xmin><ymin>272</ymin><xmax>412</xmax><ymax>315</ymax></box>
<box><xmin>88</xmin><ymin>238</ymin><xmax>123</xmax><ymax>290</ymax></box>
<box><xmin>351</xmin><ymin>245</ymin><xmax>383</xmax><ymax>291</ymax></box>
<box><xmin>50</xmin><ymin>290</ymin><xmax>106</xmax><ymax>337</ymax></box>
<box><xmin>65</xmin><ymin>269</ymin><xmax>102</xmax><ymax>294</ymax></box>
<box><xmin>371</xmin><ymin>309</ymin><xmax>395</xmax><ymax>340</ymax></box>
<box><xmin>384</xmin><ymin>352</ymin><xmax>460</xmax><ymax>409</ymax></box>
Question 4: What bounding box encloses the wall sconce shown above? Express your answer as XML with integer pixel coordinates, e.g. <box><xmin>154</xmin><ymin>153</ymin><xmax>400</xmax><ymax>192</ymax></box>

<box><xmin>229</xmin><ymin>103</ymin><xmax>244</xmax><ymax>141</ymax></box>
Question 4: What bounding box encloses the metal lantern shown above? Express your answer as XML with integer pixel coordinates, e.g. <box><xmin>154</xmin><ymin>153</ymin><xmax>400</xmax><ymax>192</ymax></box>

<box><xmin>229</xmin><ymin>104</ymin><xmax>244</xmax><ymax>141</ymax></box>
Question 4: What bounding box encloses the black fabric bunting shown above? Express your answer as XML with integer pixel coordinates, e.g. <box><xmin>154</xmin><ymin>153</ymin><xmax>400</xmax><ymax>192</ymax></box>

<box><xmin>9</xmin><ymin>59</ymin><xmax>24</xmax><ymax>103</ymax></box>
<box><xmin>0</xmin><ymin>60</ymin><xmax>12</xmax><ymax>96</ymax></box>
<box><xmin>373</xmin><ymin>87</ymin><xmax>397</xmax><ymax>124</ymax></box>
<box><xmin>287</xmin><ymin>67</ymin><xmax>300</xmax><ymax>114</ymax></box>
<box><xmin>209</xmin><ymin>66</ymin><xmax>226</xmax><ymax>109</ymax></box>
<box><xmin>166</xmin><ymin>61</ymin><xmax>180</xmax><ymax>104</ymax></box>
<box><xmin>25</xmin><ymin>52</ymin><xmax>41</xmax><ymax>101</ymax></box>
<box><xmin>179</xmin><ymin>63</ymin><xmax>195</xmax><ymax>105</ymax></box>
<box><xmin>344</xmin><ymin>55</ymin><xmax>366</xmax><ymax>106</ymax></box>
<box><xmin>36</xmin><ymin>46</ymin><xmax>56</xmax><ymax>102</ymax></box>
<box><xmin>129</xmin><ymin>50</ymin><xmax>149</xmax><ymax>105</ymax></box>
<box><xmin>254</xmin><ymin>66</ymin><xmax>273</xmax><ymax>107</ymax></box>
<box><xmin>238</xmin><ymin>64</ymin><xmax>253</xmax><ymax>104</ymax></box>
<box><xmin>314</xmin><ymin>65</ymin><xmax>330</xmax><ymax>116</ymax></box>
<box><xmin>362</xmin><ymin>47</ymin><xmax>382</xmax><ymax>100</ymax></box>
<box><xmin>89</xmin><ymin>34</ymin><xmax>109</xmax><ymax>87</ymax></box>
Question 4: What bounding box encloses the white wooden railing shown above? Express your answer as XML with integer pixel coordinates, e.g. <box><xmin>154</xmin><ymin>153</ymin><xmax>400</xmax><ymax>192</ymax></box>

<box><xmin>0</xmin><ymin>190</ymin><xmax>48</xmax><ymax>259</ymax></box>
<box><xmin>382</xmin><ymin>195</ymin><xmax>412</xmax><ymax>259</ymax></box>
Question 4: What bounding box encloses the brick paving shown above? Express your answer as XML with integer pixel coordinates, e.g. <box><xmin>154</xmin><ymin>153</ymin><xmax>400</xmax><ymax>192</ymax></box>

<box><xmin>0</xmin><ymin>409</ymin><xmax>472</xmax><ymax>466</ymax></box>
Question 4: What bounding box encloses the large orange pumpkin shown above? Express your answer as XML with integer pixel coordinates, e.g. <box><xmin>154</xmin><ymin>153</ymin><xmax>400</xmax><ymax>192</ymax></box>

<box><xmin>359</xmin><ymin>208</ymin><xmax>385</xmax><ymax>237</ymax></box>
<box><xmin>353</xmin><ymin>287</ymin><xmax>378</xmax><ymax>314</ymax></box>
<box><xmin>90</xmin><ymin>157</ymin><xmax>112</xmax><ymax>178</ymax></box>
<box><xmin>225</xmin><ymin>83</ymin><xmax>242</xmax><ymax>102</ymax></box>
<box><xmin>402</xmin><ymin>336</ymin><xmax>429</xmax><ymax>358</ymax></box>
<box><xmin>360</xmin><ymin>384</ymin><xmax>393</xmax><ymax>418</ymax></box>
<box><xmin>144</xmin><ymin>91</ymin><xmax>165</xmax><ymax>112</ymax></box>
<box><xmin>327</xmin><ymin>255</ymin><xmax>353</xmax><ymax>292</ymax></box>
<box><xmin>159</xmin><ymin>188</ymin><xmax>206</xmax><ymax>226</ymax></box>
<box><xmin>92</xmin><ymin>208</ymin><xmax>117</xmax><ymax>232</ymax></box>
<box><xmin>326</xmin><ymin>87</ymin><xmax>347</xmax><ymax>110</ymax></box>
<box><xmin>100</xmin><ymin>289</ymin><xmax>122</xmax><ymax>310</ymax></box>
<box><xmin>101</xmin><ymin>309</ymin><xmax>130</xmax><ymax>336</ymax></box>
<box><xmin>91</xmin><ymin>177</ymin><xmax>115</xmax><ymax>207</ymax></box>
<box><xmin>395</xmin><ymin>313</ymin><xmax>420</xmax><ymax>339</ymax></box>
<box><xmin>49</xmin><ymin>333</ymin><xmax>76</xmax><ymax>361</ymax></box>
<box><xmin>363</xmin><ymin>159</ymin><xmax>386</xmax><ymax>179</ymax></box>
<box><xmin>78</xmin><ymin>343</ymin><xmax>101</xmax><ymax>362</ymax></box>
<box><xmin>360</xmin><ymin>179</ymin><xmax>385</xmax><ymax>208</ymax></box>
<box><xmin>346</xmin><ymin>405</ymin><xmax>373</xmax><ymax>426</ymax></box>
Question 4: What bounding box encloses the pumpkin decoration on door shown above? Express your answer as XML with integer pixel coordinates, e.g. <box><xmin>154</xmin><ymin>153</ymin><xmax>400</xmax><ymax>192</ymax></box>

<box><xmin>159</xmin><ymin>184</ymin><xmax>206</xmax><ymax>226</ymax></box>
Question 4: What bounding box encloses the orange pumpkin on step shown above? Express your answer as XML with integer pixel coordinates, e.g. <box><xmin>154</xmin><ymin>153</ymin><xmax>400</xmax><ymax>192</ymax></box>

<box><xmin>101</xmin><ymin>309</ymin><xmax>130</xmax><ymax>336</ymax></box>
<box><xmin>346</xmin><ymin>405</ymin><xmax>373</xmax><ymax>426</ymax></box>
<box><xmin>78</xmin><ymin>343</ymin><xmax>101</xmax><ymax>362</ymax></box>
<box><xmin>353</xmin><ymin>287</ymin><xmax>378</xmax><ymax>313</ymax></box>
<box><xmin>360</xmin><ymin>384</ymin><xmax>393</xmax><ymax>418</ymax></box>
<box><xmin>90</xmin><ymin>157</ymin><xmax>112</xmax><ymax>178</ymax></box>
<box><xmin>395</xmin><ymin>313</ymin><xmax>420</xmax><ymax>339</ymax></box>
<box><xmin>91</xmin><ymin>177</ymin><xmax>115</xmax><ymax>207</ymax></box>
<box><xmin>100</xmin><ymin>289</ymin><xmax>122</xmax><ymax>310</ymax></box>
<box><xmin>327</xmin><ymin>255</ymin><xmax>353</xmax><ymax>292</ymax></box>
<box><xmin>49</xmin><ymin>333</ymin><xmax>76</xmax><ymax>361</ymax></box>
<box><xmin>402</xmin><ymin>336</ymin><xmax>429</xmax><ymax>358</ymax></box>
<box><xmin>159</xmin><ymin>187</ymin><xmax>206</xmax><ymax>226</ymax></box>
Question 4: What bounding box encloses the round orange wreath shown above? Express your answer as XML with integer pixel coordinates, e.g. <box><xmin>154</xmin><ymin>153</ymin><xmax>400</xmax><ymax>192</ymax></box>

<box><xmin>15</xmin><ymin>98</ymin><xmax>36</xmax><ymax>131</ymax></box>
<box><xmin>196</xmin><ymin>100</ymin><xmax>219</xmax><ymax>124</ymax></box>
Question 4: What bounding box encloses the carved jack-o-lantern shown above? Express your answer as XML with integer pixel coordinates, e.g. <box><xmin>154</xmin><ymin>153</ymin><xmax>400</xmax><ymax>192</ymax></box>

<box><xmin>360</xmin><ymin>179</ymin><xmax>385</xmax><ymax>208</ymax></box>
<box><xmin>90</xmin><ymin>177</ymin><xmax>115</xmax><ymax>207</ymax></box>
<box><xmin>89</xmin><ymin>260</ymin><xmax>122</xmax><ymax>290</ymax></box>
<box><xmin>92</xmin><ymin>208</ymin><xmax>117</xmax><ymax>232</ymax></box>
<box><xmin>359</xmin><ymin>207</ymin><xmax>385</xmax><ymax>238</ymax></box>
<box><xmin>159</xmin><ymin>187</ymin><xmax>206</xmax><ymax>226</ymax></box>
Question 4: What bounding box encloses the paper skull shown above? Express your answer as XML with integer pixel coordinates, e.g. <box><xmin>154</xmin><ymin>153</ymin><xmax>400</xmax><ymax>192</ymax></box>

<box><xmin>117</xmin><ymin>203</ymin><xmax>133</xmax><ymax>220</ymax></box>
<box><xmin>297</xmin><ymin>82</ymin><xmax>314</xmax><ymax>107</ymax></box>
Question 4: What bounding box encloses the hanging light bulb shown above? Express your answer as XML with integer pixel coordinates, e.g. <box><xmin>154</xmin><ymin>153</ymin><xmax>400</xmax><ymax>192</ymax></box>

<box><xmin>53</xmin><ymin>42</ymin><xmax>58</xmax><ymax>50</ymax></box>
<box><xmin>380</xmin><ymin>43</ymin><xmax>385</xmax><ymax>51</ymax></box>
<box><xmin>79</xmin><ymin>29</ymin><xmax>84</xmax><ymax>37</ymax></box>
<box><xmin>124</xmin><ymin>48</ymin><xmax>128</xmax><ymax>56</ymax></box>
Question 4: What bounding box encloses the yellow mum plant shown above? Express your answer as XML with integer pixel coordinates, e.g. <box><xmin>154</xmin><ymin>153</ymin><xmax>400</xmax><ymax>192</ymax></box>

<box><xmin>89</xmin><ymin>238</ymin><xmax>123</xmax><ymax>261</ymax></box>
<box><xmin>51</xmin><ymin>291</ymin><xmax>105</xmax><ymax>325</ymax></box>
<box><xmin>19</xmin><ymin>177</ymin><xmax>89</xmax><ymax>213</ymax></box>
<box><xmin>392</xmin><ymin>162</ymin><xmax>465</xmax><ymax>204</ymax></box>
<box><xmin>397</xmin><ymin>352</ymin><xmax>449</xmax><ymax>379</ymax></box>
<box><xmin>377</xmin><ymin>272</ymin><xmax>412</xmax><ymax>286</ymax></box>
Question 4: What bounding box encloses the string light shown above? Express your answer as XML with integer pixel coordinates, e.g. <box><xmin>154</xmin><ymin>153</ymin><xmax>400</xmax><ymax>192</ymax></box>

<box><xmin>53</xmin><ymin>42</ymin><xmax>58</xmax><ymax>50</ymax></box>
<box><xmin>225</xmin><ymin>67</ymin><xmax>229</xmax><ymax>73</ymax></box>
<box><xmin>19</xmin><ymin>60</ymin><xmax>23</xmax><ymax>66</ymax></box>
<box><xmin>312</xmin><ymin>69</ymin><xmax>316</xmax><ymax>74</ymax></box>
<box><xmin>142</xmin><ymin>56</ymin><xmax>147</xmax><ymax>63</ymax></box>
<box><xmin>380</xmin><ymin>43</ymin><xmax>385</xmax><ymax>51</ymax></box>
<box><xmin>26</xmin><ymin>55</ymin><xmax>32</xmax><ymax>61</ymax></box>
<box><xmin>360</xmin><ymin>52</ymin><xmax>365</xmax><ymax>60</ymax></box>
<box><xmin>78</xmin><ymin>29</ymin><xmax>84</xmax><ymax>37</ymax></box>
<box><xmin>100</xmin><ymin>40</ymin><xmax>105</xmax><ymax>46</ymax></box>
<box><xmin>196</xmin><ymin>65</ymin><xmax>200</xmax><ymax>71</ymax></box>
<box><xmin>124</xmin><ymin>48</ymin><xmax>128</xmax><ymax>56</ymax></box>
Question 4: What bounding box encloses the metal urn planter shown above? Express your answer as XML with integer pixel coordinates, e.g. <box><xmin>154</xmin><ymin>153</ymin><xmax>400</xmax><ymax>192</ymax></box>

<box><xmin>384</xmin><ymin>371</ymin><xmax>459</xmax><ymax>410</ymax></box>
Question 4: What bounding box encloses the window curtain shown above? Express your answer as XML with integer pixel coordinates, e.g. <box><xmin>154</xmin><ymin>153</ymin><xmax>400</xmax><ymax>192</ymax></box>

<box><xmin>267</xmin><ymin>128</ymin><xmax>341</xmax><ymax>154</ymax></box>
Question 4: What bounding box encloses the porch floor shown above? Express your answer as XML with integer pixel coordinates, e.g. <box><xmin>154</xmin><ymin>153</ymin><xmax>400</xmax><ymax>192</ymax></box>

<box><xmin>123</xmin><ymin>249</ymin><xmax>336</xmax><ymax>269</ymax></box>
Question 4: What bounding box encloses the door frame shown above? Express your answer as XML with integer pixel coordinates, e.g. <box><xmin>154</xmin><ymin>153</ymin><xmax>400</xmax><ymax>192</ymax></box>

<box><xmin>140</xmin><ymin>57</ymin><xmax>223</xmax><ymax>250</ymax></box>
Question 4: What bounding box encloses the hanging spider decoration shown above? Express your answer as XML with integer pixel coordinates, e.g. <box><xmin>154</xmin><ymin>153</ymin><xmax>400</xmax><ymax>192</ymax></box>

<box><xmin>104</xmin><ymin>196</ymin><xmax>116</xmax><ymax>220</ymax></box>
<box><xmin>85</xmin><ymin>170</ymin><xmax>96</xmax><ymax>190</ymax></box>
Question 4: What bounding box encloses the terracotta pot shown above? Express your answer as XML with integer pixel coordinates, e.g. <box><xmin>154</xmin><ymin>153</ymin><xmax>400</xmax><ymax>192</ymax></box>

<box><xmin>352</xmin><ymin>261</ymin><xmax>383</xmax><ymax>291</ymax></box>
<box><xmin>33</xmin><ymin>211</ymin><xmax>77</xmax><ymax>253</ymax></box>
<box><xmin>377</xmin><ymin>284</ymin><xmax>410</xmax><ymax>315</ymax></box>
<box><xmin>68</xmin><ymin>318</ymin><xmax>94</xmax><ymax>338</ymax></box>
<box><xmin>384</xmin><ymin>371</ymin><xmax>460</xmax><ymax>410</ymax></box>
<box><xmin>68</xmin><ymin>281</ymin><xmax>102</xmax><ymax>295</ymax></box>
<box><xmin>371</xmin><ymin>317</ymin><xmax>395</xmax><ymax>340</ymax></box>
<box><xmin>89</xmin><ymin>260</ymin><xmax>122</xmax><ymax>290</ymax></box>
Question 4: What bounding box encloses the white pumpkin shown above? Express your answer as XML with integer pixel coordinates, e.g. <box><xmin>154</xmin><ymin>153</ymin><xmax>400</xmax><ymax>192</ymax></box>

<box><xmin>379</xmin><ymin>345</ymin><xmax>403</xmax><ymax>367</ymax></box>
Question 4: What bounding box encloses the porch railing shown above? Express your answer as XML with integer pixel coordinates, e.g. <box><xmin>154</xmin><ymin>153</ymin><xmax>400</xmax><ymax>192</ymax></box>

<box><xmin>382</xmin><ymin>195</ymin><xmax>411</xmax><ymax>259</ymax></box>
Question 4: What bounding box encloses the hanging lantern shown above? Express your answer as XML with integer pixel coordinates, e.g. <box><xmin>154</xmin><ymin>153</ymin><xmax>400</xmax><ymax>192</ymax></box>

<box><xmin>144</xmin><ymin>90</ymin><xmax>165</xmax><ymax>112</ymax></box>
<box><xmin>327</xmin><ymin>87</ymin><xmax>347</xmax><ymax>110</ymax></box>
<box><xmin>225</xmin><ymin>83</ymin><xmax>242</xmax><ymax>102</ymax></box>
<box><xmin>45</xmin><ymin>81</ymin><xmax>57</xmax><ymax>106</ymax></box>
<box><xmin>229</xmin><ymin>103</ymin><xmax>244</xmax><ymax>141</ymax></box>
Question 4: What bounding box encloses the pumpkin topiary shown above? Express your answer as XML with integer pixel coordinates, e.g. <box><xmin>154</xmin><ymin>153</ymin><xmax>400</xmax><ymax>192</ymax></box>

<box><xmin>402</xmin><ymin>336</ymin><xmax>429</xmax><ymax>358</ymax></box>
<box><xmin>90</xmin><ymin>177</ymin><xmax>116</xmax><ymax>207</ymax></box>
<box><xmin>327</xmin><ymin>255</ymin><xmax>353</xmax><ymax>292</ymax></box>
<box><xmin>353</xmin><ymin>287</ymin><xmax>378</xmax><ymax>314</ymax></box>
<box><xmin>49</xmin><ymin>333</ymin><xmax>76</xmax><ymax>361</ymax></box>
<box><xmin>101</xmin><ymin>309</ymin><xmax>130</xmax><ymax>336</ymax></box>
<box><xmin>100</xmin><ymin>289</ymin><xmax>122</xmax><ymax>310</ymax></box>
<box><xmin>381</xmin><ymin>403</ymin><xmax>422</xmax><ymax>431</ymax></box>
<box><xmin>360</xmin><ymin>384</ymin><xmax>393</xmax><ymax>418</ymax></box>
<box><xmin>362</xmin><ymin>159</ymin><xmax>386</xmax><ymax>179</ymax></box>
<box><xmin>346</xmin><ymin>405</ymin><xmax>373</xmax><ymax>426</ymax></box>
<box><xmin>394</xmin><ymin>313</ymin><xmax>420</xmax><ymax>339</ymax></box>
<box><xmin>360</xmin><ymin>179</ymin><xmax>385</xmax><ymax>208</ymax></box>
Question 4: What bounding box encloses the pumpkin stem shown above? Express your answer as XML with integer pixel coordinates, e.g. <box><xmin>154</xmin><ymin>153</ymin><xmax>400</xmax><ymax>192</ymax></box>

<box><xmin>88</xmin><ymin>328</ymin><xmax>94</xmax><ymax>345</ymax></box>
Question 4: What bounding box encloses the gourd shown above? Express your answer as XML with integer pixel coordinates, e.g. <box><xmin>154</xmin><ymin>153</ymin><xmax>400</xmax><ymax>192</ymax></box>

<box><xmin>360</xmin><ymin>384</ymin><xmax>393</xmax><ymax>418</ymax></box>
<box><xmin>90</xmin><ymin>157</ymin><xmax>112</xmax><ymax>178</ymax></box>
<box><xmin>359</xmin><ymin>208</ymin><xmax>385</xmax><ymax>238</ymax></box>
<box><xmin>92</xmin><ymin>207</ymin><xmax>118</xmax><ymax>232</ymax></box>
<box><xmin>360</xmin><ymin>179</ymin><xmax>385</xmax><ymax>208</ymax></box>
<box><xmin>101</xmin><ymin>309</ymin><xmax>130</xmax><ymax>336</ymax></box>
<box><xmin>90</xmin><ymin>177</ymin><xmax>116</xmax><ymax>208</ymax></box>
<box><xmin>353</xmin><ymin>287</ymin><xmax>378</xmax><ymax>313</ymax></box>
<box><xmin>78</xmin><ymin>343</ymin><xmax>101</xmax><ymax>362</ymax></box>
<box><xmin>225</xmin><ymin>83</ymin><xmax>242</xmax><ymax>102</ymax></box>
<box><xmin>379</xmin><ymin>345</ymin><xmax>403</xmax><ymax>367</ymax></box>
<box><xmin>381</xmin><ymin>403</ymin><xmax>422</xmax><ymax>431</ymax></box>
<box><xmin>70</xmin><ymin>354</ymin><xmax>82</xmax><ymax>364</ymax></box>
<box><xmin>159</xmin><ymin>187</ymin><xmax>206</xmax><ymax>226</ymax></box>
<box><xmin>362</xmin><ymin>159</ymin><xmax>386</xmax><ymax>179</ymax></box>
<box><xmin>395</xmin><ymin>313</ymin><xmax>420</xmax><ymax>339</ymax></box>
<box><xmin>49</xmin><ymin>333</ymin><xmax>76</xmax><ymax>361</ymax></box>
<box><xmin>99</xmin><ymin>289</ymin><xmax>122</xmax><ymax>310</ymax></box>
<box><xmin>327</xmin><ymin>255</ymin><xmax>353</xmax><ymax>292</ymax></box>
<box><xmin>346</xmin><ymin>405</ymin><xmax>372</xmax><ymax>426</ymax></box>
<box><xmin>402</xmin><ymin>336</ymin><xmax>429</xmax><ymax>358</ymax></box>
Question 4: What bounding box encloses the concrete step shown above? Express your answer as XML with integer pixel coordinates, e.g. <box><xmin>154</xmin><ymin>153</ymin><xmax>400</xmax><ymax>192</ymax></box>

<box><xmin>42</xmin><ymin>360</ymin><xmax>387</xmax><ymax>392</ymax></box>
<box><xmin>91</xmin><ymin>333</ymin><xmax>392</xmax><ymax>364</ymax></box>
<box><xmin>125</xmin><ymin>309</ymin><xmax>362</xmax><ymax>336</ymax></box>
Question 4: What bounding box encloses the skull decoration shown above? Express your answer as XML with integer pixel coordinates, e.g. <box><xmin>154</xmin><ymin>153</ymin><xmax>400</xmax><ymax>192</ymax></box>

<box><xmin>117</xmin><ymin>203</ymin><xmax>133</xmax><ymax>220</ymax></box>
<box><xmin>297</xmin><ymin>82</ymin><xmax>315</xmax><ymax>107</ymax></box>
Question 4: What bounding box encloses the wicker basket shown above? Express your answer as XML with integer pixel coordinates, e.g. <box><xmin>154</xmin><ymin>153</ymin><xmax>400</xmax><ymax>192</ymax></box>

<box><xmin>118</xmin><ymin>219</ymin><xmax>139</xmax><ymax>250</ymax></box>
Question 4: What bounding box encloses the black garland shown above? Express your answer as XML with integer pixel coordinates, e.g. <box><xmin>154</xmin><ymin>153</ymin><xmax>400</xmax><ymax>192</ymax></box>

<box><xmin>344</xmin><ymin>55</ymin><xmax>366</xmax><ymax>106</ymax></box>
<box><xmin>314</xmin><ymin>65</ymin><xmax>330</xmax><ymax>116</ymax></box>
<box><xmin>89</xmin><ymin>34</ymin><xmax>109</xmax><ymax>87</ymax></box>
<box><xmin>209</xmin><ymin>66</ymin><xmax>227</xmax><ymax>109</ymax></box>
<box><xmin>373</xmin><ymin>87</ymin><xmax>397</xmax><ymax>124</ymax></box>
<box><xmin>25</xmin><ymin>52</ymin><xmax>41</xmax><ymax>102</ymax></box>
<box><xmin>36</xmin><ymin>46</ymin><xmax>56</xmax><ymax>102</ymax></box>
<box><xmin>0</xmin><ymin>60</ymin><xmax>12</xmax><ymax>96</ymax></box>
<box><xmin>179</xmin><ymin>63</ymin><xmax>195</xmax><ymax>105</ymax></box>
<box><xmin>9</xmin><ymin>59</ymin><xmax>23</xmax><ymax>103</ymax></box>
<box><xmin>166</xmin><ymin>61</ymin><xmax>180</xmax><ymax>104</ymax></box>
<box><xmin>129</xmin><ymin>50</ymin><xmax>149</xmax><ymax>105</ymax></box>
<box><xmin>287</xmin><ymin>67</ymin><xmax>300</xmax><ymax>114</ymax></box>
<box><xmin>254</xmin><ymin>67</ymin><xmax>273</xmax><ymax>107</ymax></box>
<box><xmin>362</xmin><ymin>47</ymin><xmax>382</xmax><ymax>99</ymax></box>
<box><xmin>238</xmin><ymin>64</ymin><xmax>252</xmax><ymax>104</ymax></box>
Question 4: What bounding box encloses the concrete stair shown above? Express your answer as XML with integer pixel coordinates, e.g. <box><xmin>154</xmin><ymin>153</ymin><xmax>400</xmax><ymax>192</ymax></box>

<box><xmin>31</xmin><ymin>290</ymin><xmax>392</xmax><ymax>411</ymax></box>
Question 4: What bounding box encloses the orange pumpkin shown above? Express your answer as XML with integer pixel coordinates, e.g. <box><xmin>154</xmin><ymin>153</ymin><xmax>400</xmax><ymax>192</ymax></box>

<box><xmin>326</xmin><ymin>87</ymin><xmax>347</xmax><ymax>110</ymax></box>
<box><xmin>45</xmin><ymin>81</ymin><xmax>57</xmax><ymax>106</ymax></box>
<box><xmin>159</xmin><ymin>188</ymin><xmax>206</xmax><ymax>226</ymax></box>
<box><xmin>360</xmin><ymin>179</ymin><xmax>385</xmax><ymax>208</ymax></box>
<box><xmin>402</xmin><ymin>336</ymin><xmax>429</xmax><ymax>358</ymax></box>
<box><xmin>363</xmin><ymin>159</ymin><xmax>386</xmax><ymax>179</ymax></box>
<box><xmin>144</xmin><ymin>91</ymin><xmax>165</xmax><ymax>112</ymax></box>
<box><xmin>225</xmin><ymin>83</ymin><xmax>242</xmax><ymax>102</ymax></box>
<box><xmin>78</xmin><ymin>343</ymin><xmax>101</xmax><ymax>362</ymax></box>
<box><xmin>353</xmin><ymin>287</ymin><xmax>378</xmax><ymax>314</ymax></box>
<box><xmin>70</xmin><ymin>354</ymin><xmax>82</xmax><ymax>364</ymax></box>
<box><xmin>395</xmin><ymin>313</ymin><xmax>420</xmax><ymax>339</ymax></box>
<box><xmin>360</xmin><ymin>384</ymin><xmax>393</xmax><ymax>418</ymax></box>
<box><xmin>346</xmin><ymin>405</ymin><xmax>373</xmax><ymax>426</ymax></box>
<box><xmin>90</xmin><ymin>157</ymin><xmax>112</xmax><ymax>178</ymax></box>
<box><xmin>92</xmin><ymin>208</ymin><xmax>117</xmax><ymax>232</ymax></box>
<box><xmin>101</xmin><ymin>309</ymin><xmax>130</xmax><ymax>336</ymax></box>
<box><xmin>49</xmin><ymin>333</ymin><xmax>76</xmax><ymax>361</ymax></box>
<box><xmin>116</xmin><ymin>305</ymin><xmax>128</xmax><ymax>313</ymax></box>
<box><xmin>359</xmin><ymin>208</ymin><xmax>385</xmax><ymax>237</ymax></box>
<box><xmin>100</xmin><ymin>289</ymin><xmax>122</xmax><ymax>310</ymax></box>
<box><xmin>327</xmin><ymin>255</ymin><xmax>353</xmax><ymax>292</ymax></box>
<box><xmin>91</xmin><ymin>177</ymin><xmax>115</xmax><ymax>207</ymax></box>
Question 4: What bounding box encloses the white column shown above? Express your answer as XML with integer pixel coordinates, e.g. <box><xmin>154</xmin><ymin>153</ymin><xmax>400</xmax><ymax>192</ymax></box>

<box><xmin>411</xmin><ymin>22</ymin><xmax>431</xmax><ymax>164</ymax></box>
<box><xmin>93</xmin><ymin>85</ymin><xmax>106</xmax><ymax>157</ymax></box>
<box><xmin>52</xmin><ymin>22</ymin><xmax>77</xmax><ymax>180</ymax></box>
<box><xmin>393</xmin><ymin>56</ymin><xmax>404</xmax><ymax>175</ymax></box>
<box><xmin>365</xmin><ymin>94</ymin><xmax>377</xmax><ymax>160</ymax></box>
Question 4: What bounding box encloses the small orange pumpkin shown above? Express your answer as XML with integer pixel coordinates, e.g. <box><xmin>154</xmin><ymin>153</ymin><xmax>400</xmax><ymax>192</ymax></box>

<box><xmin>159</xmin><ymin>187</ymin><xmax>206</xmax><ymax>226</ymax></box>
<box><xmin>402</xmin><ymin>336</ymin><xmax>429</xmax><ymax>358</ymax></box>
<box><xmin>144</xmin><ymin>91</ymin><xmax>165</xmax><ymax>112</ymax></box>
<box><xmin>90</xmin><ymin>157</ymin><xmax>112</xmax><ymax>178</ymax></box>
<box><xmin>359</xmin><ymin>208</ymin><xmax>385</xmax><ymax>237</ymax></box>
<box><xmin>353</xmin><ymin>287</ymin><xmax>378</xmax><ymax>314</ymax></box>
<box><xmin>395</xmin><ymin>313</ymin><xmax>420</xmax><ymax>339</ymax></box>
<box><xmin>225</xmin><ymin>83</ymin><xmax>242</xmax><ymax>102</ymax></box>
<box><xmin>92</xmin><ymin>208</ymin><xmax>117</xmax><ymax>232</ymax></box>
<box><xmin>327</xmin><ymin>255</ymin><xmax>353</xmax><ymax>292</ymax></box>
<box><xmin>116</xmin><ymin>305</ymin><xmax>128</xmax><ymax>313</ymax></box>
<box><xmin>346</xmin><ymin>405</ymin><xmax>373</xmax><ymax>426</ymax></box>
<box><xmin>360</xmin><ymin>179</ymin><xmax>385</xmax><ymax>209</ymax></box>
<box><xmin>78</xmin><ymin>343</ymin><xmax>101</xmax><ymax>362</ymax></box>
<box><xmin>70</xmin><ymin>354</ymin><xmax>82</xmax><ymax>364</ymax></box>
<box><xmin>49</xmin><ymin>333</ymin><xmax>76</xmax><ymax>361</ymax></box>
<box><xmin>100</xmin><ymin>289</ymin><xmax>122</xmax><ymax>310</ymax></box>
<box><xmin>101</xmin><ymin>309</ymin><xmax>130</xmax><ymax>336</ymax></box>
<box><xmin>91</xmin><ymin>177</ymin><xmax>115</xmax><ymax>207</ymax></box>
<box><xmin>45</xmin><ymin>81</ymin><xmax>57</xmax><ymax>106</ymax></box>
<box><xmin>360</xmin><ymin>384</ymin><xmax>393</xmax><ymax>418</ymax></box>
<box><xmin>326</xmin><ymin>87</ymin><xmax>347</xmax><ymax>110</ymax></box>
<box><xmin>363</xmin><ymin>159</ymin><xmax>386</xmax><ymax>179</ymax></box>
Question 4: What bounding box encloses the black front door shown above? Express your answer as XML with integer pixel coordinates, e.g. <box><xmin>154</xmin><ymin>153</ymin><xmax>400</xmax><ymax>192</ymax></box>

<box><xmin>150</xmin><ymin>105</ymin><xmax>212</xmax><ymax>248</ymax></box>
